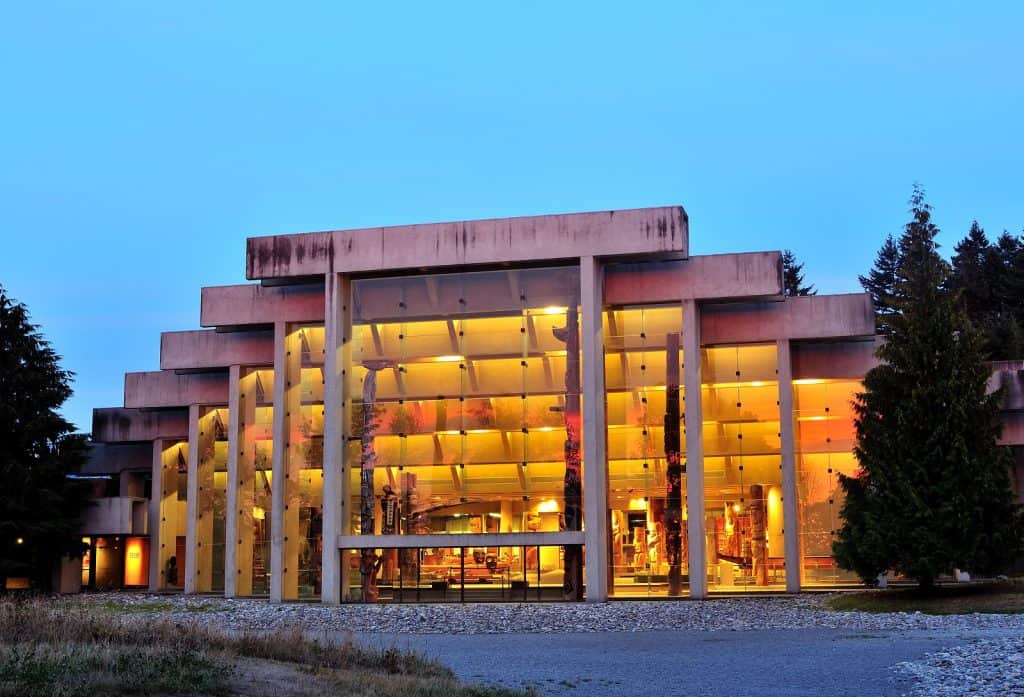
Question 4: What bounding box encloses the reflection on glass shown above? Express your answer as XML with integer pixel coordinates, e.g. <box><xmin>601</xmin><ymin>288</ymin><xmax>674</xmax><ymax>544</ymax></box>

<box><xmin>703</xmin><ymin>344</ymin><xmax>785</xmax><ymax>592</ymax></box>
<box><xmin>605</xmin><ymin>305</ymin><xmax>687</xmax><ymax>598</ymax></box>
<box><xmin>236</xmin><ymin>367</ymin><xmax>273</xmax><ymax>596</ymax></box>
<box><xmin>195</xmin><ymin>406</ymin><xmax>228</xmax><ymax>592</ymax></box>
<box><xmin>795</xmin><ymin>378</ymin><xmax>861</xmax><ymax>586</ymax></box>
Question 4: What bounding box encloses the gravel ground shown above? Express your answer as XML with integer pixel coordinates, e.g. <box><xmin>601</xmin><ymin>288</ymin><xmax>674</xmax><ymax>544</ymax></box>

<box><xmin>71</xmin><ymin>593</ymin><xmax>1024</xmax><ymax>695</ymax></box>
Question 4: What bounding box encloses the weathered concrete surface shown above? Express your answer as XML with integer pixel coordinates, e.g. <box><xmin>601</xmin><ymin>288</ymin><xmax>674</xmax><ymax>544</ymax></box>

<box><xmin>246</xmin><ymin>207</ymin><xmax>688</xmax><ymax>280</ymax></box>
<box><xmin>200</xmin><ymin>283</ymin><xmax>324</xmax><ymax>328</ymax></box>
<box><xmin>81</xmin><ymin>442</ymin><xmax>153</xmax><ymax>475</ymax></box>
<box><xmin>1000</xmin><ymin>412</ymin><xmax>1024</xmax><ymax>447</ymax></box>
<box><xmin>92</xmin><ymin>408</ymin><xmax>189</xmax><ymax>443</ymax></box>
<box><xmin>792</xmin><ymin>339</ymin><xmax>879</xmax><ymax>379</ymax></box>
<box><xmin>605</xmin><ymin>252</ymin><xmax>782</xmax><ymax>305</ymax></box>
<box><xmin>124</xmin><ymin>371</ymin><xmax>229</xmax><ymax>409</ymax></box>
<box><xmin>80</xmin><ymin>497</ymin><xmax>148</xmax><ymax>535</ymax></box>
<box><xmin>702</xmin><ymin>294</ymin><xmax>876</xmax><ymax>344</ymax></box>
<box><xmin>160</xmin><ymin>329</ymin><xmax>273</xmax><ymax>370</ymax></box>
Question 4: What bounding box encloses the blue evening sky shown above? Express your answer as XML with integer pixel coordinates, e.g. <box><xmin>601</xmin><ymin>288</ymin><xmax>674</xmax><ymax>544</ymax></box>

<box><xmin>1</xmin><ymin>2</ymin><xmax>1022</xmax><ymax>431</ymax></box>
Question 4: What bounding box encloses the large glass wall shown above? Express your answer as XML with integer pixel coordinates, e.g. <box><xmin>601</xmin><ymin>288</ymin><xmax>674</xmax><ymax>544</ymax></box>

<box><xmin>702</xmin><ymin>345</ymin><xmax>786</xmax><ymax>592</ymax></box>
<box><xmin>605</xmin><ymin>305</ymin><xmax>687</xmax><ymax>597</ymax></box>
<box><xmin>346</xmin><ymin>267</ymin><xmax>581</xmax><ymax>601</ymax></box>
<box><xmin>283</xmin><ymin>324</ymin><xmax>325</xmax><ymax>600</ymax></box>
<box><xmin>156</xmin><ymin>439</ymin><xmax>187</xmax><ymax>590</ymax></box>
<box><xmin>794</xmin><ymin>378</ymin><xmax>861</xmax><ymax>586</ymax></box>
<box><xmin>235</xmin><ymin>367</ymin><xmax>273</xmax><ymax>596</ymax></box>
<box><xmin>194</xmin><ymin>405</ymin><xmax>228</xmax><ymax>592</ymax></box>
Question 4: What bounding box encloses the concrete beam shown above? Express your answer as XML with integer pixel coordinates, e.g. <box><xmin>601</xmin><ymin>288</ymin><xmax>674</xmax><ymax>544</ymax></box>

<box><xmin>160</xmin><ymin>329</ymin><xmax>273</xmax><ymax>371</ymax></box>
<box><xmin>92</xmin><ymin>407</ymin><xmax>188</xmax><ymax>443</ymax></box>
<box><xmin>79</xmin><ymin>497</ymin><xmax>147</xmax><ymax>536</ymax></box>
<box><xmin>792</xmin><ymin>339</ymin><xmax>880</xmax><ymax>380</ymax></box>
<box><xmin>246</xmin><ymin>207</ymin><xmax>688</xmax><ymax>280</ymax></box>
<box><xmin>701</xmin><ymin>294</ymin><xmax>876</xmax><ymax>345</ymax></box>
<box><xmin>605</xmin><ymin>252</ymin><xmax>783</xmax><ymax>305</ymax></box>
<box><xmin>124</xmin><ymin>371</ymin><xmax>229</xmax><ymax>409</ymax></box>
<box><xmin>337</xmin><ymin>531</ymin><xmax>586</xmax><ymax>549</ymax></box>
<box><xmin>581</xmin><ymin>256</ymin><xmax>609</xmax><ymax>603</ymax></box>
<box><xmin>200</xmin><ymin>283</ymin><xmax>324</xmax><ymax>328</ymax></box>
<box><xmin>80</xmin><ymin>442</ymin><xmax>152</xmax><ymax>476</ymax></box>
<box><xmin>1000</xmin><ymin>412</ymin><xmax>1024</xmax><ymax>446</ymax></box>
<box><xmin>683</xmin><ymin>300</ymin><xmax>707</xmax><ymax>599</ymax></box>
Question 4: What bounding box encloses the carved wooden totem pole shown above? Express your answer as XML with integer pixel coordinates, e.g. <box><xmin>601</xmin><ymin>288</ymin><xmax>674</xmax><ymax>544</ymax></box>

<box><xmin>359</xmin><ymin>360</ymin><xmax>393</xmax><ymax>601</ymax></box>
<box><xmin>553</xmin><ymin>301</ymin><xmax>583</xmax><ymax>600</ymax></box>
<box><xmin>664</xmin><ymin>332</ymin><xmax>684</xmax><ymax>596</ymax></box>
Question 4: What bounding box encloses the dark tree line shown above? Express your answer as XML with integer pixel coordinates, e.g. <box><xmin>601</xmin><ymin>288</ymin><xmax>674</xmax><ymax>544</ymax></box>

<box><xmin>837</xmin><ymin>187</ymin><xmax>1022</xmax><ymax>586</ymax></box>
<box><xmin>0</xmin><ymin>285</ymin><xmax>89</xmax><ymax>592</ymax></box>
<box><xmin>860</xmin><ymin>203</ymin><xmax>1024</xmax><ymax>359</ymax></box>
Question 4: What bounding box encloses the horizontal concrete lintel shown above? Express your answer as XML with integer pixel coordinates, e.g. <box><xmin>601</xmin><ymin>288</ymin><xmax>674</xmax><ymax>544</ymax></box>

<box><xmin>160</xmin><ymin>329</ymin><xmax>273</xmax><ymax>370</ymax></box>
<box><xmin>605</xmin><ymin>252</ymin><xmax>783</xmax><ymax>305</ymax></box>
<box><xmin>124</xmin><ymin>371</ymin><xmax>229</xmax><ymax>409</ymax></box>
<box><xmin>92</xmin><ymin>407</ymin><xmax>189</xmax><ymax>443</ymax></box>
<box><xmin>337</xmin><ymin>531</ymin><xmax>586</xmax><ymax>549</ymax></box>
<box><xmin>200</xmin><ymin>283</ymin><xmax>324</xmax><ymax>328</ymax></box>
<box><xmin>247</xmin><ymin>207</ymin><xmax>688</xmax><ymax>280</ymax></box>
<box><xmin>702</xmin><ymin>293</ymin><xmax>876</xmax><ymax>344</ymax></box>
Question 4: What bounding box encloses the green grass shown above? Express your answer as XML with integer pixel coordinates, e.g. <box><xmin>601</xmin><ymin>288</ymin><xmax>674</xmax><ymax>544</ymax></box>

<box><xmin>0</xmin><ymin>599</ymin><xmax>535</xmax><ymax>697</ymax></box>
<box><xmin>825</xmin><ymin>578</ymin><xmax>1024</xmax><ymax>615</ymax></box>
<box><xmin>78</xmin><ymin>599</ymin><xmax>229</xmax><ymax>613</ymax></box>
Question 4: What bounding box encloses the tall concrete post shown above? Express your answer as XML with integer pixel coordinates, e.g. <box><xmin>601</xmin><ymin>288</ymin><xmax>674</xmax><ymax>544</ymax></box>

<box><xmin>581</xmin><ymin>256</ymin><xmax>609</xmax><ymax>603</ymax></box>
<box><xmin>322</xmin><ymin>273</ymin><xmax>351</xmax><ymax>604</ymax></box>
<box><xmin>184</xmin><ymin>403</ymin><xmax>200</xmax><ymax>594</ymax></box>
<box><xmin>269</xmin><ymin>321</ymin><xmax>287</xmax><ymax>603</ymax></box>
<box><xmin>224</xmin><ymin>365</ymin><xmax>241</xmax><ymax>597</ymax></box>
<box><xmin>683</xmin><ymin>300</ymin><xmax>707</xmax><ymax>599</ymax></box>
<box><xmin>777</xmin><ymin>339</ymin><xmax>801</xmax><ymax>592</ymax></box>
<box><xmin>148</xmin><ymin>440</ymin><xmax>163</xmax><ymax>592</ymax></box>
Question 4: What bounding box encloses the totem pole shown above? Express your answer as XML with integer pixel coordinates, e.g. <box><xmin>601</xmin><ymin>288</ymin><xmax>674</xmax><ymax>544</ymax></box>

<box><xmin>749</xmin><ymin>484</ymin><xmax>768</xmax><ymax>586</ymax></box>
<box><xmin>664</xmin><ymin>332</ymin><xmax>684</xmax><ymax>596</ymax></box>
<box><xmin>553</xmin><ymin>301</ymin><xmax>583</xmax><ymax>600</ymax></box>
<box><xmin>359</xmin><ymin>360</ymin><xmax>393</xmax><ymax>601</ymax></box>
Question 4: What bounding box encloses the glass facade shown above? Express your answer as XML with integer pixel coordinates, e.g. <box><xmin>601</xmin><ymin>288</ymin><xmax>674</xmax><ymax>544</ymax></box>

<box><xmin>156</xmin><ymin>440</ymin><xmax>187</xmax><ymax>590</ymax></box>
<box><xmin>235</xmin><ymin>367</ymin><xmax>273</xmax><ymax>596</ymax></box>
<box><xmin>194</xmin><ymin>405</ymin><xmax>228</xmax><ymax>592</ymax></box>
<box><xmin>702</xmin><ymin>345</ymin><xmax>785</xmax><ymax>592</ymax></box>
<box><xmin>605</xmin><ymin>305</ymin><xmax>687</xmax><ymax>597</ymax></box>
<box><xmin>794</xmin><ymin>378</ymin><xmax>861</xmax><ymax>586</ymax></box>
<box><xmin>150</xmin><ymin>266</ymin><xmax>873</xmax><ymax>602</ymax></box>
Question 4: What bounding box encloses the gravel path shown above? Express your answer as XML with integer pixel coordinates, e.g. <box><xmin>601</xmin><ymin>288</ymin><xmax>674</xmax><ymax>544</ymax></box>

<box><xmin>71</xmin><ymin>593</ymin><xmax>1024</xmax><ymax>695</ymax></box>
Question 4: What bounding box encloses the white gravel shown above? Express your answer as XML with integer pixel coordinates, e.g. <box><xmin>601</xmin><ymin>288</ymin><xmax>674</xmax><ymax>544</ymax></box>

<box><xmin>70</xmin><ymin>591</ymin><xmax>1024</xmax><ymax>635</ymax></box>
<box><xmin>896</xmin><ymin>637</ymin><xmax>1024</xmax><ymax>696</ymax></box>
<box><xmin>71</xmin><ymin>592</ymin><xmax>1024</xmax><ymax>695</ymax></box>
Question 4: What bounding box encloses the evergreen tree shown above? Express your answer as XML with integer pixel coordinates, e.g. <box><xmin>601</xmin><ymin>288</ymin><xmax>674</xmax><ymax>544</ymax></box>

<box><xmin>858</xmin><ymin>233</ymin><xmax>901</xmax><ymax>336</ymax></box>
<box><xmin>781</xmin><ymin>249</ymin><xmax>816</xmax><ymax>297</ymax></box>
<box><xmin>949</xmin><ymin>221</ymin><xmax>993</xmax><ymax>318</ymax></box>
<box><xmin>0</xmin><ymin>285</ymin><xmax>89</xmax><ymax>591</ymax></box>
<box><xmin>834</xmin><ymin>188</ymin><xmax>1022</xmax><ymax>587</ymax></box>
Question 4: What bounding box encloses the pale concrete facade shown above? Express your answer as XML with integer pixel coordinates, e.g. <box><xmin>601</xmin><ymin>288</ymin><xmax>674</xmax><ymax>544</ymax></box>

<box><xmin>78</xmin><ymin>206</ymin><xmax>1024</xmax><ymax>601</ymax></box>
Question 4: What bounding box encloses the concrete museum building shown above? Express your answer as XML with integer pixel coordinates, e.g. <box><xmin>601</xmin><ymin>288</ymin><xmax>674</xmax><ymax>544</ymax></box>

<box><xmin>78</xmin><ymin>206</ymin><xmax>1024</xmax><ymax>603</ymax></box>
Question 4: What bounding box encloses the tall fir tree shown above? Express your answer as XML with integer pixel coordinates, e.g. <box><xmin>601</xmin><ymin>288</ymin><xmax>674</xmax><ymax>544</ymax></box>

<box><xmin>0</xmin><ymin>285</ymin><xmax>89</xmax><ymax>591</ymax></box>
<box><xmin>781</xmin><ymin>249</ymin><xmax>816</xmax><ymax>297</ymax></box>
<box><xmin>834</xmin><ymin>188</ymin><xmax>1022</xmax><ymax>587</ymax></box>
<box><xmin>858</xmin><ymin>233</ymin><xmax>901</xmax><ymax>336</ymax></box>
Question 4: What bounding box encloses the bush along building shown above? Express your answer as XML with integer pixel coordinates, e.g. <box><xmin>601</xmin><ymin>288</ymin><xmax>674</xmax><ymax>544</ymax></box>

<box><xmin>78</xmin><ymin>206</ymin><xmax>1024</xmax><ymax>602</ymax></box>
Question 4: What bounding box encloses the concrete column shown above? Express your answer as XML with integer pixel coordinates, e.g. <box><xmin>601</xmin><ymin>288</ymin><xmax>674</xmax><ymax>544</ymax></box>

<box><xmin>148</xmin><ymin>440</ymin><xmax>163</xmax><ymax>592</ymax></box>
<box><xmin>224</xmin><ymin>365</ymin><xmax>241</xmax><ymax>597</ymax></box>
<box><xmin>322</xmin><ymin>273</ymin><xmax>351</xmax><ymax>604</ymax></box>
<box><xmin>777</xmin><ymin>339</ymin><xmax>801</xmax><ymax>593</ymax></box>
<box><xmin>683</xmin><ymin>300</ymin><xmax>707</xmax><ymax>599</ymax></box>
<box><xmin>581</xmin><ymin>256</ymin><xmax>609</xmax><ymax>603</ymax></box>
<box><xmin>269</xmin><ymin>321</ymin><xmax>287</xmax><ymax>603</ymax></box>
<box><xmin>184</xmin><ymin>403</ymin><xmax>200</xmax><ymax>594</ymax></box>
